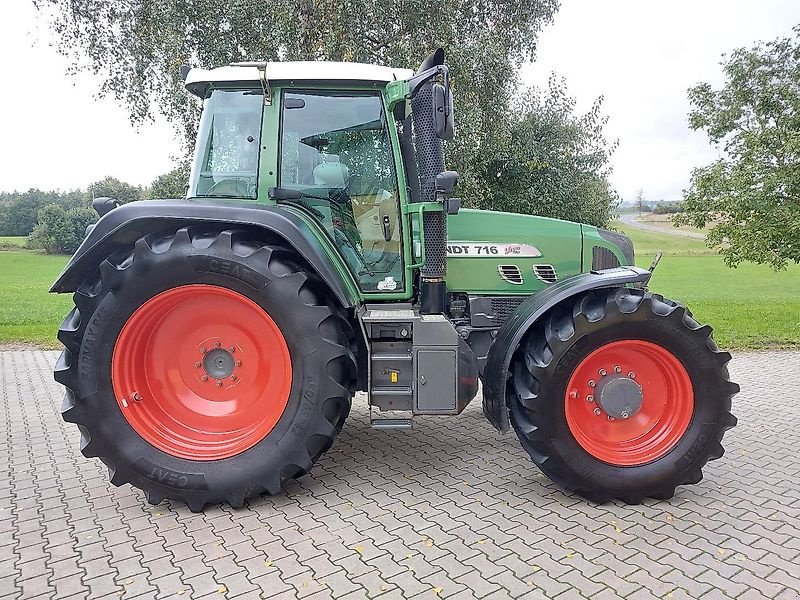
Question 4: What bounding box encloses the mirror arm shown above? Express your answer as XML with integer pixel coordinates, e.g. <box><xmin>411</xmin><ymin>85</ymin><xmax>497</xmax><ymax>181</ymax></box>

<box><xmin>407</xmin><ymin>65</ymin><xmax>450</xmax><ymax>98</ymax></box>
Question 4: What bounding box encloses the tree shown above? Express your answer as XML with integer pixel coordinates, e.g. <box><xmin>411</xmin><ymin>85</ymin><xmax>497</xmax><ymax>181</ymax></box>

<box><xmin>35</xmin><ymin>0</ymin><xmax>560</xmax><ymax>205</ymax></box>
<box><xmin>635</xmin><ymin>189</ymin><xmax>645</xmax><ymax>217</ymax></box>
<box><xmin>147</xmin><ymin>165</ymin><xmax>190</xmax><ymax>199</ymax></box>
<box><xmin>28</xmin><ymin>204</ymin><xmax>97</xmax><ymax>254</ymax></box>
<box><xmin>675</xmin><ymin>27</ymin><xmax>800</xmax><ymax>269</ymax></box>
<box><xmin>88</xmin><ymin>176</ymin><xmax>143</xmax><ymax>204</ymax></box>
<box><xmin>478</xmin><ymin>75</ymin><xmax>619</xmax><ymax>227</ymax></box>
<box><xmin>0</xmin><ymin>189</ymin><xmax>87</xmax><ymax>236</ymax></box>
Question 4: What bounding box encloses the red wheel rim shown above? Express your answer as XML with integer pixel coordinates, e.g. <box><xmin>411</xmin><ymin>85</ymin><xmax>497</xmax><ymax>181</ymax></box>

<box><xmin>564</xmin><ymin>340</ymin><xmax>693</xmax><ymax>466</ymax></box>
<box><xmin>112</xmin><ymin>285</ymin><xmax>292</xmax><ymax>461</ymax></box>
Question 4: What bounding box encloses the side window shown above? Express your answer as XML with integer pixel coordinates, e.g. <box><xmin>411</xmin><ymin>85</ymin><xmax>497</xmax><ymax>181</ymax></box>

<box><xmin>189</xmin><ymin>89</ymin><xmax>263</xmax><ymax>199</ymax></box>
<box><xmin>280</xmin><ymin>91</ymin><xmax>404</xmax><ymax>293</ymax></box>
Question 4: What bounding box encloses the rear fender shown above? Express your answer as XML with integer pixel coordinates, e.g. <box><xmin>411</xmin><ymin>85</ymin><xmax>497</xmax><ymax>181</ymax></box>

<box><xmin>482</xmin><ymin>267</ymin><xmax>652</xmax><ymax>432</ymax></box>
<box><xmin>50</xmin><ymin>199</ymin><xmax>358</xmax><ymax>308</ymax></box>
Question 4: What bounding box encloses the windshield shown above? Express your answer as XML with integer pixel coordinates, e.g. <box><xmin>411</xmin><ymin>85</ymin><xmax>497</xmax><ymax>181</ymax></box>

<box><xmin>189</xmin><ymin>89</ymin><xmax>263</xmax><ymax>199</ymax></box>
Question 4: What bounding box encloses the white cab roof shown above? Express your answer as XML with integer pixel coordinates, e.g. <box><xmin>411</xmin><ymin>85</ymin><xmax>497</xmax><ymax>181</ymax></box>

<box><xmin>185</xmin><ymin>61</ymin><xmax>414</xmax><ymax>97</ymax></box>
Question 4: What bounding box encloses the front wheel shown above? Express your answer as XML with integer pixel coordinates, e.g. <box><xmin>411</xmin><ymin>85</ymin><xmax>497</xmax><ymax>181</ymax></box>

<box><xmin>509</xmin><ymin>288</ymin><xmax>738</xmax><ymax>504</ymax></box>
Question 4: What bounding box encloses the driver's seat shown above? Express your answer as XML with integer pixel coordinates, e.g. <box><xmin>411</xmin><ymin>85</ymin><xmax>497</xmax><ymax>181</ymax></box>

<box><xmin>313</xmin><ymin>159</ymin><xmax>350</xmax><ymax>188</ymax></box>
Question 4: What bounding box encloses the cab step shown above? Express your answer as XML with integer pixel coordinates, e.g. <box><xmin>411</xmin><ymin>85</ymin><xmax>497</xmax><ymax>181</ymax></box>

<box><xmin>370</xmin><ymin>418</ymin><xmax>413</xmax><ymax>430</ymax></box>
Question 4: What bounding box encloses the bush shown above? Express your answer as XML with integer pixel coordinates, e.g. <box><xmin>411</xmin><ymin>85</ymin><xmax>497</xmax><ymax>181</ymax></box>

<box><xmin>28</xmin><ymin>204</ymin><xmax>97</xmax><ymax>254</ymax></box>
<box><xmin>652</xmin><ymin>201</ymin><xmax>683</xmax><ymax>215</ymax></box>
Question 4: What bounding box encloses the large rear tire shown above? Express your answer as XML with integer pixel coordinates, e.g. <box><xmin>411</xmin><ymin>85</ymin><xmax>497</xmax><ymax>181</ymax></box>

<box><xmin>55</xmin><ymin>228</ymin><xmax>356</xmax><ymax>511</ymax></box>
<box><xmin>509</xmin><ymin>287</ymin><xmax>738</xmax><ymax>504</ymax></box>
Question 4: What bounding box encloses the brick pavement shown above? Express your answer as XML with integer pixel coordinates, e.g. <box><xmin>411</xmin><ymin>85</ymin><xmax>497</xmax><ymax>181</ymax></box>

<box><xmin>1</xmin><ymin>350</ymin><xmax>799</xmax><ymax>599</ymax></box>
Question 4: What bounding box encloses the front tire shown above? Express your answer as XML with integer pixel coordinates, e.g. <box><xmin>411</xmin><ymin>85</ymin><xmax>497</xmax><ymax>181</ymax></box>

<box><xmin>55</xmin><ymin>228</ymin><xmax>356</xmax><ymax>511</ymax></box>
<box><xmin>509</xmin><ymin>288</ymin><xmax>738</xmax><ymax>503</ymax></box>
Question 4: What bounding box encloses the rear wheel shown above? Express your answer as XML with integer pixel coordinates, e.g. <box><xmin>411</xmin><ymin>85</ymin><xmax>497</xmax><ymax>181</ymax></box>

<box><xmin>55</xmin><ymin>228</ymin><xmax>356</xmax><ymax>511</ymax></box>
<box><xmin>509</xmin><ymin>288</ymin><xmax>738</xmax><ymax>503</ymax></box>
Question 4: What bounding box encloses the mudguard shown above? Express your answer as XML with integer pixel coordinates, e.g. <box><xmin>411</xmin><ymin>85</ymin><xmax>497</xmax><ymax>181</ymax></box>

<box><xmin>50</xmin><ymin>199</ymin><xmax>357</xmax><ymax>307</ymax></box>
<box><xmin>482</xmin><ymin>266</ymin><xmax>652</xmax><ymax>432</ymax></box>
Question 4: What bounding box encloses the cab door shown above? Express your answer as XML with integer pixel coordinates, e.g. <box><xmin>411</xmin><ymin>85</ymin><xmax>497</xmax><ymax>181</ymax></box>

<box><xmin>278</xmin><ymin>90</ymin><xmax>406</xmax><ymax>294</ymax></box>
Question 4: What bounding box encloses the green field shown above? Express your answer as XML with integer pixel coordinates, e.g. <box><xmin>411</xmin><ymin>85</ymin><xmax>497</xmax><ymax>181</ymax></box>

<box><xmin>0</xmin><ymin>236</ymin><xmax>27</xmax><ymax>250</ymax></box>
<box><xmin>615</xmin><ymin>222</ymin><xmax>800</xmax><ymax>349</ymax></box>
<box><xmin>0</xmin><ymin>225</ymin><xmax>798</xmax><ymax>349</ymax></box>
<box><xmin>0</xmin><ymin>251</ymin><xmax>73</xmax><ymax>346</ymax></box>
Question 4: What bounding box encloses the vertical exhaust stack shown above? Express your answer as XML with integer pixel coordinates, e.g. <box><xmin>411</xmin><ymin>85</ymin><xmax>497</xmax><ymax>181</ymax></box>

<box><xmin>411</xmin><ymin>50</ymin><xmax>448</xmax><ymax>314</ymax></box>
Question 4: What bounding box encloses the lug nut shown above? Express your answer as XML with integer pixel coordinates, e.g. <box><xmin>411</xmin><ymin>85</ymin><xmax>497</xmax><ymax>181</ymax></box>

<box><xmin>621</xmin><ymin>411</ymin><xmax>629</xmax><ymax>419</ymax></box>
<box><xmin>614</xmin><ymin>365</ymin><xmax>622</xmax><ymax>373</ymax></box>
<box><xmin>569</xmin><ymin>390</ymin><xmax>579</xmax><ymax>399</ymax></box>
<box><xmin>587</xmin><ymin>395</ymin><xmax>594</xmax><ymax>403</ymax></box>
<box><xmin>200</xmin><ymin>347</ymin><xmax>207</xmax><ymax>354</ymax></box>
<box><xmin>599</xmin><ymin>369</ymin><xmax>607</xmax><ymax>377</ymax></box>
<box><xmin>195</xmin><ymin>361</ymin><xmax>201</xmax><ymax>368</ymax></box>
<box><xmin>593</xmin><ymin>407</ymin><xmax>602</xmax><ymax>416</ymax></box>
<box><xmin>628</xmin><ymin>371</ymin><xmax>636</xmax><ymax>379</ymax></box>
<box><xmin>608</xmin><ymin>415</ymin><xmax>615</xmax><ymax>421</ymax></box>
<box><xmin>131</xmin><ymin>392</ymin><xmax>142</xmax><ymax>402</ymax></box>
<box><xmin>216</xmin><ymin>380</ymin><xmax>223</xmax><ymax>387</ymax></box>
<box><xmin>229</xmin><ymin>346</ymin><xmax>235</xmax><ymax>353</ymax></box>
<box><xmin>588</xmin><ymin>380</ymin><xmax>596</xmax><ymax>388</ymax></box>
<box><xmin>201</xmin><ymin>375</ymin><xmax>208</xmax><ymax>382</ymax></box>
<box><xmin>230</xmin><ymin>375</ymin><xmax>237</xmax><ymax>381</ymax></box>
<box><xmin>214</xmin><ymin>341</ymin><xmax>221</xmax><ymax>348</ymax></box>
<box><xmin>234</xmin><ymin>360</ymin><xmax>242</xmax><ymax>367</ymax></box>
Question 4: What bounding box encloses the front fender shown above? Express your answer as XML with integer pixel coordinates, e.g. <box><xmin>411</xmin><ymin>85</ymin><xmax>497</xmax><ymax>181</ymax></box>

<box><xmin>50</xmin><ymin>199</ymin><xmax>358</xmax><ymax>308</ymax></box>
<box><xmin>482</xmin><ymin>266</ymin><xmax>652</xmax><ymax>432</ymax></box>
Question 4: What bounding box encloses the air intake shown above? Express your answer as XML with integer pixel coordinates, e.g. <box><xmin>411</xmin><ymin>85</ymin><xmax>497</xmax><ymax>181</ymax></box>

<box><xmin>592</xmin><ymin>246</ymin><xmax>621</xmax><ymax>270</ymax></box>
<box><xmin>498</xmin><ymin>265</ymin><xmax>524</xmax><ymax>285</ymax></box>
<box><xmin>411</xmin><ymin>71</ymin><xmax>448</xmax><ymax>314</ymax></box>
<box><xmin>533</xmin><ymin>264</ymin><xmax>558</xmax><ymax>283</ymax></box>
<box><xmin>489</xmin><ymin>297</ymin><xmax>525</xmax><ymax>322</ymax></box>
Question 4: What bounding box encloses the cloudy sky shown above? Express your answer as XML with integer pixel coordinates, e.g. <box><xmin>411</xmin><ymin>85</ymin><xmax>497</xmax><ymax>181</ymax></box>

<box><xmin>2</xmin><ymin>0</ymin><xmax>798</xmax><ymax>202</ymax></box>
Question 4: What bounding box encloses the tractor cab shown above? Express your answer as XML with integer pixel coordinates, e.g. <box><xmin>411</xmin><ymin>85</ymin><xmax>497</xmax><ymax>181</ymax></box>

<box><xmin>184</xmin><ymin>53</ymin><xmax>456</xmax><ymax>301</ymax></box>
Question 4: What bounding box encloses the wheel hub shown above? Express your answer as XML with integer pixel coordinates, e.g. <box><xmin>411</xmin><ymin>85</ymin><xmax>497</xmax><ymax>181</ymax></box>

<box><xmin>596</xmin><ymin>376</ymin><xmax>643</xmax><ymax>419</ymax></box>
<box><xmin>203</xmin><ymin>348</ymin><xmax>235</xmax><ymax>379</ymax></box>
<box><xmin>111</xmin><ymin>284</ymin><xmax>293</xmax><ymax>461</ymax></box>
<box><xmin>563</xmin><ymin>339</ymin><xmax>694</xmax><ymax>466</ymax></box>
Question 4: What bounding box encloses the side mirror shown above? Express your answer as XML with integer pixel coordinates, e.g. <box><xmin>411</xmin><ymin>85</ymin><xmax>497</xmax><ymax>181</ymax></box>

<box><xmin>433</xmin><ymin>83</ymin><xmax>454</xmax><ymax>140</ymax></box>
<box><xmin>435</xmin><ymin>171</ymin><xmax>459</xmax><ymax>195</ymax></box>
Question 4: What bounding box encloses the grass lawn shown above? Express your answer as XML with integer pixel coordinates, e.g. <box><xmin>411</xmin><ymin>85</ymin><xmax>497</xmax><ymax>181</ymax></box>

<box><xmin>615</xmin><ymin>222</ymin><xmax>800</xmax><ymax>349</ymax></box>
<box><xmin>0</xmin><ymin>251</ymin><xmax>72</xmax><ymax>347</ymax></box>
<box><xmin>0</xmin><ymin>225</ymin><xmax>798</xmax><ymax>349</ymax></box>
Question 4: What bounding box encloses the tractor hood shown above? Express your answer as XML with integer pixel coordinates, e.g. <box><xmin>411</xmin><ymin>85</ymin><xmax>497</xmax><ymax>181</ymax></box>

<box><xmin>445</xmin><ymin>209</ymin><xmax>633</xmax><ymax>296</ymax></box>
<box><xmin>445</xmin><ymin>209</ymin><xmax>583</xmax><ymax>295</ymax></box>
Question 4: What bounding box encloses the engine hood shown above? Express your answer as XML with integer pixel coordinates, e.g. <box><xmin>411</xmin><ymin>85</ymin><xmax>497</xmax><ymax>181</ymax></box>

<box><xmin>445</xmin><ymin>209</ymin><xmax>583</xmax><ymax>295</ymax></box>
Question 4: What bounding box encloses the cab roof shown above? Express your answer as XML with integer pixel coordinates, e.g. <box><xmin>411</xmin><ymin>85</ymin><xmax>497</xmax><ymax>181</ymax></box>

<box><xmin>184</xmin><ymin>61</ymin><xmax>414</xmax><ymax>97</ymax></box>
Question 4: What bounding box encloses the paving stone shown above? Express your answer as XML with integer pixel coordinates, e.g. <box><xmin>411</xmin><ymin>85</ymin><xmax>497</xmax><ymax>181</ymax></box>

<box><xmin>1</xmin><ymin>350</ymin><xmax>797</xmax><ymax>600</ymax></box>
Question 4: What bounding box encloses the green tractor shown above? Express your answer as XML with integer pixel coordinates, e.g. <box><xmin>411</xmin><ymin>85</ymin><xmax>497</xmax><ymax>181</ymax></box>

<box><xmin>52</xmin><ymin>50</ymin><xmax>738</xmax><ymax>511</ymax></box>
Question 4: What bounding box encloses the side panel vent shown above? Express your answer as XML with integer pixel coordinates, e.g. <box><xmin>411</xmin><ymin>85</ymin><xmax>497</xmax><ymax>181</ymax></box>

<box><xmin>533</xmin><ymin>264</ymin><xmax>558</xmax><ymax>283</ymax></box>
<box><xmin>498</xmin><ymin>265</ymin><xmax>524</xmax><ymax>285</ymax></box>
<box><xmin>592</xmin><ymin>246</ymin><xmax>621</xmax><ymax>270</ymax></box>
<box><xmin>489</xmin><ymin>297</ymin><xmax>525</xmax><ymax>322</ymax></box>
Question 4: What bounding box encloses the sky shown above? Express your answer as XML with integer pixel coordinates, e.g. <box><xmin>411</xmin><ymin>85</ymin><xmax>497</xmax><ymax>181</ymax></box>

<box><xmin>520</xmin><ymin>0</ymin><xmax>800</xmax><ymax>203</ymax></box>
<box><xmin>1</xmin><ymin>0</ymin><xmax>799</xmax><ymax>201</ymax></box>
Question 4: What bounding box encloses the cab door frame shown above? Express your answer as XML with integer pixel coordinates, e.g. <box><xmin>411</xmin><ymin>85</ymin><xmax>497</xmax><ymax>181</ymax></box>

<box><xmin>257</xmin><ymin>82</ymin><xmax>415</xmax><ymax>301</ymax></box>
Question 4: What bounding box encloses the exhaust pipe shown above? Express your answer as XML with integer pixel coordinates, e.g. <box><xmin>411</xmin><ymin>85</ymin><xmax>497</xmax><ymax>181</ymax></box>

<box><xmin>411</xmin><ymin>76</ymin><xmax>447</xmax><ymax>314</ymax></box>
